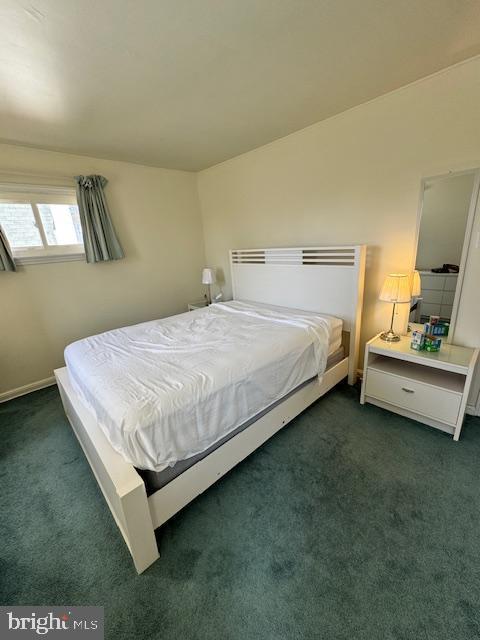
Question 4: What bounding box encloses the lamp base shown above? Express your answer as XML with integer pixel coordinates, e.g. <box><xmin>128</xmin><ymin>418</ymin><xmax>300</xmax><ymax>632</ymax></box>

<box><xmin>380</xmin><ymin>330</ymin><xmax>401</xmax><ymax>342</ymax></box>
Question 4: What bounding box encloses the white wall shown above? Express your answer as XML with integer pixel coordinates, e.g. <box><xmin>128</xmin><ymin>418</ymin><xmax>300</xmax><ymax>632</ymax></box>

<box><xmin>0</xmin><ymin>143</ymin><xmax>205</xmax><ymax>396</ymax></box>
<box><xmin>197</xmin><ymin>57</ymin><xmax>480</xmax><ymax>377</ymax></box>
<box><xmin>416</xmin><ymin>172</ymin><xmax>475</xmax><ymax>270</ymax></box>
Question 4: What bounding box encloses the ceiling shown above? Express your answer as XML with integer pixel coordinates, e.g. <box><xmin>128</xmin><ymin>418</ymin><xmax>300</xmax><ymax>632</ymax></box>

<box><xmin>1</xmin><ymin>1</ymin><xmax>480</xmax><ymax>171</ymax></box>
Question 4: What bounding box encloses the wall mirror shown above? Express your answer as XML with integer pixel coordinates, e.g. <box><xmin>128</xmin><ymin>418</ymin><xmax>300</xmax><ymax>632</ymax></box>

<box><xmin>413</xmin><ymin>169</ymin><xmax>479</xmax><ymax>335</ymax></box>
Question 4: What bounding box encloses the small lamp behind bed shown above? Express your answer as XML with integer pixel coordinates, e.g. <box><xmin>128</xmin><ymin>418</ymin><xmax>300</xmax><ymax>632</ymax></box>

<box><xmin>379</xmin><ymin>273</ymin><xmax>411</xmax><ymax>342</ymax></box>
<box><xmin>202</xmin><ymin>268</ymin><xmax>216</xmax><ymax>305</ymax></box>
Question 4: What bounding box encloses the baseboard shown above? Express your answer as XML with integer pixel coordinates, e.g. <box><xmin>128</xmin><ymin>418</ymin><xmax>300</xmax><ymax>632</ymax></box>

<box><xmin>466</xmin><ymin>404</ymin><xmax>479</xmax><ymax>417</ymax></box>
<box><xmin>0</xmin><ymin>376</ymin><xmax>56</xmax><ymax>403</ymax></box>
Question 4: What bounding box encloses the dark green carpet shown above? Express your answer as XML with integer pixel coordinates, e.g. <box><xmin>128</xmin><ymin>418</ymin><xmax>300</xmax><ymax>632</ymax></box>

<box><xmin>1</xmin><ymin>384</ymin><xmax>480</xmax><ymax>640</ymax></box>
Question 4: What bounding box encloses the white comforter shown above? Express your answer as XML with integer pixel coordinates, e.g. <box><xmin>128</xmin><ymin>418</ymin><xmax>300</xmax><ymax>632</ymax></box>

<box><xmin>64</xmin><ymin>301</ymin><xmax>340</xmax><ymax>471</ymax></box>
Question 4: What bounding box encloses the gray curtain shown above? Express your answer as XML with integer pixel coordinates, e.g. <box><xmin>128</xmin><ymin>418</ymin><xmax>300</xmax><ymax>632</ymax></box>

<box><xmin>0</xmin><ymin>224</ymin><xmax>16</xmax><ymax>272</ymax></box>
<box><xmin>75</xmin><ymin>175</ymin><xmax>124</xmax><ymax>263</ymax></box>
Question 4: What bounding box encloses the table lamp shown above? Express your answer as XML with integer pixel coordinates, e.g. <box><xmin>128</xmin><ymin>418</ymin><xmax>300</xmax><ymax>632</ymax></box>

<box><xmin>202</xmin><ymin>267</ymin><xmax>216</xmax><ymax>304</ymax></box>
<box><xmin>379</xmin><ymin>273</ymin><xmax>411</xmax><ymax>342</ymax></box>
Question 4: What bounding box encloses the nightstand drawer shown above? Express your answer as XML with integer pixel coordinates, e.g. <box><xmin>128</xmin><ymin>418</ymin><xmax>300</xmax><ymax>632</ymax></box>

<box><xmin>365</xmin><ymin>368</ymin><xmax>461</xmax><ymax>425</ymax></box>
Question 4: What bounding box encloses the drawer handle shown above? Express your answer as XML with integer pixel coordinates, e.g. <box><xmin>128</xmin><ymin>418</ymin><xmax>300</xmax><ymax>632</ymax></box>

<box><xmin>401</xmin><ymin>387</ymin><xmax>415</xmax><ymax>394</ymax></box>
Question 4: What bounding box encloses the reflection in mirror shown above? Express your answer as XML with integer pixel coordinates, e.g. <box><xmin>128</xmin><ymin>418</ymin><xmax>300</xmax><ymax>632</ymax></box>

<box><xmin>413</xmin><ymin>172</ymin><xmax>475</xmax><ymax>325</ymax></box>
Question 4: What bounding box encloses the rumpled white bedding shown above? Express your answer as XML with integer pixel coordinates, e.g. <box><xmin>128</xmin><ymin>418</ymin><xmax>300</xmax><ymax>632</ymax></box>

<box><xmin>64</xmin><ymin>301</ymin><xmax>342</xmax><ymax>471</ymax></box>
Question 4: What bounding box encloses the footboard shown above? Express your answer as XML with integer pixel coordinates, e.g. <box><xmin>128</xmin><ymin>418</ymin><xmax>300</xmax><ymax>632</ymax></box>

<box><xmin>54</xmin><ymin>354</ymin><xmax>348</xmax><ymax>574</ymax></box>
<box><xmin>54</xmin><ymin>368</ymin><xmax>159</xmax><ymax>574</ymax></box>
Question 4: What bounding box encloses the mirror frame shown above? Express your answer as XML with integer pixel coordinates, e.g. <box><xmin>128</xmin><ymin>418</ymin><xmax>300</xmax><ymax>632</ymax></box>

<box><xmin>413</xmin><ymin>168</ymin><xmax>480</xmax><ymax>344</ymax></box>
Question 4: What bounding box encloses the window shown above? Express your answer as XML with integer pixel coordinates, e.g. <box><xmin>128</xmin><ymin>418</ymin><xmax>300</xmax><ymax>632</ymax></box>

<box><xmin>0</xmin><ymin>184</ymin><xmax>84</xmax><ymax>264</ymax></box>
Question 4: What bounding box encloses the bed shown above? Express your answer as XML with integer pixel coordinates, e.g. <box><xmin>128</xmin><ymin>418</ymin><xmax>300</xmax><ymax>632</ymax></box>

<box><xmin>55</xmin><ymin>245</ymin><xmax>366</xmax><ymax>573</ymax></box>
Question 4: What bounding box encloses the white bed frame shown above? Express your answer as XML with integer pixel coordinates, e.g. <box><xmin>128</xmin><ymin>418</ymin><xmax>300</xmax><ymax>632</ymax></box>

<box><xmin>55</xmin><ymin>245</ymin><xmax>366</xmax><ymax>573</ymax></box>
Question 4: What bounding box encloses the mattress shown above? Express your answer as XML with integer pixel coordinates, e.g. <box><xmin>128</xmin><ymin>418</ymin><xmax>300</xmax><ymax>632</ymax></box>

<box><xmin>138</xmin><ymin>345</ymin><xmax>345</xmax><ymax>494</ymax></box>
<box><xmin>64</xmin><ymin>300</ymin><xmax>342</xmax><ymax>472</ymax></box>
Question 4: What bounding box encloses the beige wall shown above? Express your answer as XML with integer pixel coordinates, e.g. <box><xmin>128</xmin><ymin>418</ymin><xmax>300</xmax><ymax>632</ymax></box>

<box><xmin>416</xmin><ymin>172</ymin><xmax>475</xmax><ymax>270</ymax></box>
<box><xmin>0</xmin><ymin>143</ymin><xmax>205</xmax><ymax>396</ymax></box>
<box><xmin>197</xmin><ymin>57</ymin><xmax>480</xmax><ymax>368</ymax></box>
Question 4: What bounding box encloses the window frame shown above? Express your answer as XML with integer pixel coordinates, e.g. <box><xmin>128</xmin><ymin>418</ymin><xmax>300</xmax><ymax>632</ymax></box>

<box><xmin>0</xmin><ymin>184</ymin><xmax>85</xmax><ymax>265</ymax></box>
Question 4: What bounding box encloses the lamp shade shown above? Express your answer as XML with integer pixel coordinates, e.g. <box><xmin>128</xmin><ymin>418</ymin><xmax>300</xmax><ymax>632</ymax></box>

<box><xmin>411</xmin><ymin>270</ymin><xmax>421</xmax><ymax>297</ymax></box>
<box><xmin>202</xmin><ymin>267</ymin><xmax>215</xmax><ymax>285</ymax></box>
<box><xmin>379</xmin><ymin>273</ymin><xmax>411</xmax><ymax>303</ymax></box>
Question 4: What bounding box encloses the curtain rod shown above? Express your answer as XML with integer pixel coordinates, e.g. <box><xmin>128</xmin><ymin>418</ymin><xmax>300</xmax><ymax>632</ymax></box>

<box><xmin>0</xmin><ymin>170</ymin><xmax>76</xmax><ymax>183</ymax></box>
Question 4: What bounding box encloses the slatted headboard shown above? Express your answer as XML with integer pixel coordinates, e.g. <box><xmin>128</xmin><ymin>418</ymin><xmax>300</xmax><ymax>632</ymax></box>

<box><xmin>230</xmin><ymin>245</ymin><xmax>366</xmax><ymax>384</ymax></box>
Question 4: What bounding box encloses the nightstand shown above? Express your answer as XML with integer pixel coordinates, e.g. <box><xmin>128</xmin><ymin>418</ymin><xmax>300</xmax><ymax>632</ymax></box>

<box><xmin>188</xmin><ymin>300</ymin><xmax>208</xmax><ymax>311</ymax></box>
<box><xmin>360</xmin><ymin>332</ymin><xmax>478</xmax><ymax>440</ymax></box>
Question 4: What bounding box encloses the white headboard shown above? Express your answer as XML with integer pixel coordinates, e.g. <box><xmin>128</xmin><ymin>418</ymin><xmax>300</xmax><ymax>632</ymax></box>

<box><xmin>230</xmin><ymin>245</ymin><xmax>366</xmax><ymax>384</ymax></box>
